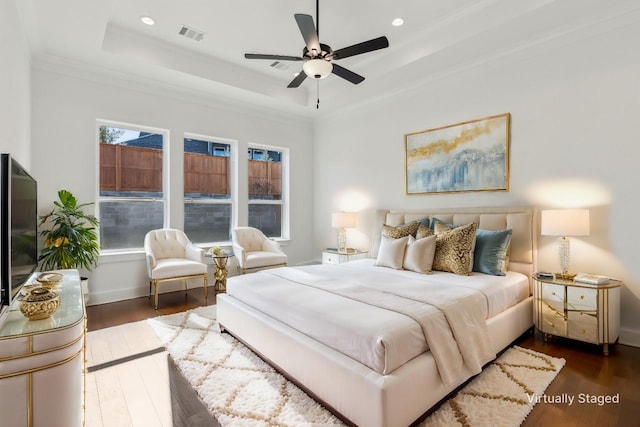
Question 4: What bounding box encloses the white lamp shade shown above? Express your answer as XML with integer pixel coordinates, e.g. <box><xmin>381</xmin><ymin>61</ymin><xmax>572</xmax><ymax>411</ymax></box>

<box><xmin>541</xmin><ymin>209</ymin><xmax>590</xmax><ymax>236</ymax></box>
<box><xmin>303</xmin><ymin>59</ymin><xmax>333</xmax><ymax>79</ymax></box>
<box><xmin>332</xmin><ymin>212</ymin><xmax>356</xmax><ymax>229</ymax></box>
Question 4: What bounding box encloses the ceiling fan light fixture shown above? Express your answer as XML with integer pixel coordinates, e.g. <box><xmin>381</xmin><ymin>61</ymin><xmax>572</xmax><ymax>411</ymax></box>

<box><xmin>303</xmin><ymin>59</ymin><xmax>333</xmax><ymax>79</ymax></box>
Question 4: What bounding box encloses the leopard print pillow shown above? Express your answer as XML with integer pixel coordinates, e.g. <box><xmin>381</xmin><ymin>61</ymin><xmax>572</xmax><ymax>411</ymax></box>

<box><xmin>432</xmin><ymin>222</ymin><xmax>477</xmax><ymax>275</ymax></box>
<box><xmin>381</xmin><ymin>222</ymin><xmax>420</xmax><ymax>239</ymax></box>
<box><xmin>416</xmin><ymin>224</ymin><xmax>434</xmax><ymax>239</ymax></box>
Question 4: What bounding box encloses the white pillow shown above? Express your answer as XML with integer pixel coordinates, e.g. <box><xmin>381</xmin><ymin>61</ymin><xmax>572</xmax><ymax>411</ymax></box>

<box><xmin>375</xmin><ymin>235</ymin><xmax>409</xmax><ymax>269</ymax></box>
<box><xmin>403</xmin><ymin>235</ymin><xmax>437</xmax><ymax>274</ymax></box>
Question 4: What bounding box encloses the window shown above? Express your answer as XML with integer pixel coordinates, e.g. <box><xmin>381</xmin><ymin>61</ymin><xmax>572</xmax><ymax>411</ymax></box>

<box><xmin>98</xmin><ymin>123</ymin><xmax>166</xmax><ymax>250</ymax></box>
<box><xmin>184</xmin><ymin>135</ymin><xmax>236</xmax><ymax>244</ymax></box>
<box><xmin>248</xmin><ymin>148</ymin><xmax>266</xmax><ymax>160</ymax></box>
<box><xmin>248</xmin><ymin>144</ymin><xmax>288</xmax><ymax>239</ymax></box>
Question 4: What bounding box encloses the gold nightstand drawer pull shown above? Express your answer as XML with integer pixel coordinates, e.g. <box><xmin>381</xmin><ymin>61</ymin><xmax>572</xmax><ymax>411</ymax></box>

<box><xmin>580</xmin><ymin>295</ymin><xmax>585</xmax><ymax>300</ymax></box>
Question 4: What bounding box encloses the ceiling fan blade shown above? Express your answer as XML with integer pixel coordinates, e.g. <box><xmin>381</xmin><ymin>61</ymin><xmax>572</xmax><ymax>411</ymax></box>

<box><xmin>287</xmin><ymin>71</ymin><xmax>308</xmax><ymax>88</ymax></box>
<box><xmin>331</xmin><ymin>63</ymin><xmax>365</xmax><ymax>84</ymax></box>
<box><xmin>294</xmin><ymin>14</ymin><xmax>321</xmax><ymax>54</ymax></box>
<box><xmin>244</xmin><ymin>54</ymin><xmax>305</xmax><ymax>61</ymax></box>
<box><xmin>332</xmin><ymin>36</ymin><xmax>389</xmax><ymax>60</ymax></box>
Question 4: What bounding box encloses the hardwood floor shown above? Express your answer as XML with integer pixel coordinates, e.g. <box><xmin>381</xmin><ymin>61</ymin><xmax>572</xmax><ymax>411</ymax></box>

<box><xmin>86</xmin><ymin>290</ymin><xmax>640</xmax><ymax>426</ymax></box>
<box><xmin>86</xmin><ymin>288</ymin><xmax>216</xmax><ymax>331</ymax></box>
<box><xmin>86</xmin><ymin>289</ymin><xmax>218</xmax><ymax>427</ymax></box>
<box><xmin>518</xmin><ymin>332</ymin><xmax>640</xmax><ymax>427</ymax></box>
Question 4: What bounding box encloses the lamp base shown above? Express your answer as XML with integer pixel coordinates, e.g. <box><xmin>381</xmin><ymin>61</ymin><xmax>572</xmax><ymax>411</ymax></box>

<box><xmin>555</xmin><ymin>271</ymin><xmax>577</xmax><ymax>281</ymax></box>
<box><xmin>337</xmin><ymin>228</ymin><xmax>347</xmax><ymax>254</ymax></box>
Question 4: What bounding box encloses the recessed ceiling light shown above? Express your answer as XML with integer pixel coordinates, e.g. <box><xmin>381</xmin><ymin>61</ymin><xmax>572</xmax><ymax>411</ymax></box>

<box><xmin>141</xmin><ymin>16</ymin><xmax>155</xmax><ymax>26</ymax></box>
<box><xmin>392</xmin><ymin>18</ymin><xmax>404</xmax><ymax>27</ymax></box>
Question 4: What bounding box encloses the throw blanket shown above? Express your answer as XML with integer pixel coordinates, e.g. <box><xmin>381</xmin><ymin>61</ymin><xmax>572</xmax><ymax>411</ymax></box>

<box><xmin>264</xmin><ymin>266</ymin><xmax>496</xmax><ymax>387</ymax></box>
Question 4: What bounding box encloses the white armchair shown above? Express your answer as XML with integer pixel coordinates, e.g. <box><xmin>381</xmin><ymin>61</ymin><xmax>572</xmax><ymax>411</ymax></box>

<box><xmin>144</xmin><ymin>229</ymin><xmax>208</xmax><ymax>309</ymax></box>
<box><xmin>231</xmin><ymin>227</ymin><xmax>288</xmax><ymax>274</ymax></box>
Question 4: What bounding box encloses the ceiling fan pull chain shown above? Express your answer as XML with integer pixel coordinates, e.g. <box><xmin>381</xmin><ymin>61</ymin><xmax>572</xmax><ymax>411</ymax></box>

<box><xmin>316</xmin><ymin>80</ymin><xmax>320</xmax><ymax>109</ymax></box>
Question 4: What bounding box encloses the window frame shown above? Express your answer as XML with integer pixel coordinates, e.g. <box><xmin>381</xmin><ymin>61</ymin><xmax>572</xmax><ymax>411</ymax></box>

<box><xmin>247</xmin><ymin>143</ymin><xmax>290</xmax><ymax>240</ymax></box>
<box><xmin>95</xmin><ymin>120</ymin><xmax>170</xmax><ymax>253</ymax></box>
<box><xmin>183</xmin><ymin>133</ymin><xmax>238</xmax><ymax>246</ymax></box>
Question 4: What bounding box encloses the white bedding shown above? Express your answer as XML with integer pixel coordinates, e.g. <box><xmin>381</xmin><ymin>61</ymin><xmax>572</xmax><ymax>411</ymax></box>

<box><xmin>225</xmin><ymin>259</ymin><xmax>529</xmax><ymax>385</ymax></box>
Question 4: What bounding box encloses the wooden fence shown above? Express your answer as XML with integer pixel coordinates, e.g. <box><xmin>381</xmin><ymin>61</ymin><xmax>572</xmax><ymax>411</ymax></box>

<box><xmin>100</xmin><ymin>144</ymin><xmax>280</xmax><ymax>197</ymax></box>
<box><xmin>248</xmin><ymin>158</ymin><xmax>282</xmax><ymax>198</ymax></box>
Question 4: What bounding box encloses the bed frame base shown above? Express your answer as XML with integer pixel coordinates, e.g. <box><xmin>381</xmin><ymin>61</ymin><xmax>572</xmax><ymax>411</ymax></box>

<box><xmin>218</xmin><ymin>294</ymin><xmax>533</xmax><ymax>427</ymax></box>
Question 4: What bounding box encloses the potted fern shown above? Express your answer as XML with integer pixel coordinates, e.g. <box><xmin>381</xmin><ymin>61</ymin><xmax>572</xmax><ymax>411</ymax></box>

<box><xmin>38</xmin><ymin>189</ymin><xmax>100</xmax><ymax>302</ymax></box>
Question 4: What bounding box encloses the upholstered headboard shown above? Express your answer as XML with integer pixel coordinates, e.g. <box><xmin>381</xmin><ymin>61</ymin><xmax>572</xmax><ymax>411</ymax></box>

<box><xmin>369</xmin><ymin>206</ymin><xmax>537</xmax><ymax>281</ymax></box>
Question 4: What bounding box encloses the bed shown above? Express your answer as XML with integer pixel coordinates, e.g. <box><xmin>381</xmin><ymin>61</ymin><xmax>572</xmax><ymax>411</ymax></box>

<box><xmin>218</xmin><ymin>207</ymin><xmax>537</xmax><ymax>427</ymax></box>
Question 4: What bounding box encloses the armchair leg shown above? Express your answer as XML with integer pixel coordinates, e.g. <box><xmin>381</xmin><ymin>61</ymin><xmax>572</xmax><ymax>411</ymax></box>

<box><xmin>204</xmin><ymin>274</ymin><xmax>208</xmax><ymax>301</ymax></box>
<box><xmin>184</xmin><ymin>280</ymin><xmax>188</xmax><ymax>303</ymax></box>
<box><xmin>154</xmin><ymin>280</ymin><xmax>159</xmax><ymax>310</ymax></box>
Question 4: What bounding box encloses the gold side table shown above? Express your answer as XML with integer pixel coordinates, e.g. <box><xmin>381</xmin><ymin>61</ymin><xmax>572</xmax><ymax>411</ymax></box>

<box><xmin>210</xmin><ymin>253</ymin><xmax>234</xmax><ymax>293</ymax></box>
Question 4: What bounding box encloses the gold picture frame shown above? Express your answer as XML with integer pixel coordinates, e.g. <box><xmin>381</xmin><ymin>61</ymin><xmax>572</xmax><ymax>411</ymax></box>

<box><xmin>405</xmin><ymin>113</ymin><xmax>510</xmax><ymax>194</ymax></box>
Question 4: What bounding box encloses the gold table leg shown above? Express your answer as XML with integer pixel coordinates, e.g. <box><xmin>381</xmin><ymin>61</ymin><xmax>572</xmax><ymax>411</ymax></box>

<box><xmin>214</xmin><ymin>256</ymin><xmax>229</xmax><ymax>293</ymax></box>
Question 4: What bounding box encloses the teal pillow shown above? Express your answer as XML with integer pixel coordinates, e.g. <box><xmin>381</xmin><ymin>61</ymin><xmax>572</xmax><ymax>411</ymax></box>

<box><xmin>417</xmin><ymin>217</ymin><xmax>431</xmax><ymax>228</ymax></box>
<box><xmin>473</xmin><ymin>229</ymin><xmax>512</xmax><ymax>276</ymax></box>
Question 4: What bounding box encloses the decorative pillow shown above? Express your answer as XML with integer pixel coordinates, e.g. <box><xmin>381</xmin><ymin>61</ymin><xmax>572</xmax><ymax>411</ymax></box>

<box><xmin>416</xmin><ymin>224</ymin><xmax>434</xmax><ymax>239</ymax></box>
<box><xmin>433</xmin><ymin>220</ymin><xmax>478</xmax><ymax>268</ymax></box>
<box><xmin>415</xmin><ymin>217</ymin><xmax>431</xmax><ymax>228</ymax></box>
<box><xmin>432</xmin><ymin>222</ymin><xmax>478</xmax><ymax>275</ymax></box>
<box><xmin>403</xmin><ymin>235</ymin><xmax>436</xmax><ymax>274</ymax></box>
<box><xmin>431</xmin><ymin>217</ymin><xmax>455</xmax><ymax>230</ymax></box>
<box><xmin>433</xmin><ymin>219</ymin><xmax>457</xmax><ymax>234</ymax></box>
<box><xmin>375</xmin><ymin>235</ymin><xmax>409</xmax><ymax>269</ymax></box>
<box><xmin>473</xmin><ymin>229</ymin><xmax>512</xmax><ymax>276</ymax></box>
<box><xmin>382</xmin><ymin>222</ymin><xmax>420</xmax><ymax>239</ymax></box>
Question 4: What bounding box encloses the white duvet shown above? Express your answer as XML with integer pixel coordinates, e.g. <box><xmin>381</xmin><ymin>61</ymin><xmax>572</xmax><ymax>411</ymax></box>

<box><xmin>225</xmin><ymin>259</ymin><xmax>529</xmax><ymax>387</ymax></box>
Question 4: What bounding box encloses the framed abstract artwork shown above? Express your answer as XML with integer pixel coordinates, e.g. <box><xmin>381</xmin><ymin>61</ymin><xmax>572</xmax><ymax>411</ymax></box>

<box><xmin>405</xmin><ymin>113</ymin><xmax>510</xmax><ymax>194</ymax></box>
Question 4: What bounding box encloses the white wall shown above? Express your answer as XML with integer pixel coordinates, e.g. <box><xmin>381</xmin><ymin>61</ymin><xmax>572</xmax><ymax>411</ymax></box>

<box><xmin>313</xmin><ymin>23</ymin><xmax>640</xmax><ymax>346</ymax></box>
<box><xmin>21</xmin><ymin>2</ymin><xmax>640</xmax><ymax>346</ymax></box>
<box><xmin>0</xmin><ymin>0</ymin><xmax>31</xmax><ymax>165</ymax></box>
<box><xmin>31</xmin><ymin>67</ymin><xmax>314</xmax><ymax>305</ymax></box>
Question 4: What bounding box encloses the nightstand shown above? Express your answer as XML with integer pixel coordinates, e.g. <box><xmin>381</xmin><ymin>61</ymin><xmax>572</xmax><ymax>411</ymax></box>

<box><xmin>322</xmin><ymin>249</ymin><xmax>368</xmax><ymax>264</ymax></box>
<box><xmin>533</xmin><ymin>274</ymin><xmax>621</xmax><ymax>355</ymax></box>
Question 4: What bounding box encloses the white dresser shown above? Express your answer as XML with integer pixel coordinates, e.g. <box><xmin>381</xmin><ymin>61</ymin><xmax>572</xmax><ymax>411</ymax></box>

<box><xmin>533</xmin><ymin>274</ymin><xmax>620</xmax><ymax>355</ymax></box>
<box><xmin>0</xmin><ymin>270</ymin><xmax>86</xmax><ymax>427</ymax></box>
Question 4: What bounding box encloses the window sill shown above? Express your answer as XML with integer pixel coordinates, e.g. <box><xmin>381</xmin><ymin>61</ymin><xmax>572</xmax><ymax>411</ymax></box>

<box><xmin>98</xmin><ymin>238</ymin><xmax>290</xmax><ymax>264</ymax></box>
<box><xmin>99</xmin><ymin>249</ymin><xmax>146</xmax><ymax>264</ymax></box>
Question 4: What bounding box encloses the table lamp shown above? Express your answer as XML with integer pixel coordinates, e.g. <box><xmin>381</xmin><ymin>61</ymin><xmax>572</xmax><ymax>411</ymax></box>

<box><xmin>541</xmin><ymin>209</ymin><xmax>590</xmax><ymax>280</ymax></box>
<box><xmin>332</xmin><ymin>212</ymin><xmax>356</xmax><ymax>254</ymax></box>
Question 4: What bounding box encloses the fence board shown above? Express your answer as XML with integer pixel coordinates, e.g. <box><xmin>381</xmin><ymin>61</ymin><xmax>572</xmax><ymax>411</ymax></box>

<box><xmin>184</xmin><ymin>153</ymin><xmax>229</xmax><ymax>195</ymax></box>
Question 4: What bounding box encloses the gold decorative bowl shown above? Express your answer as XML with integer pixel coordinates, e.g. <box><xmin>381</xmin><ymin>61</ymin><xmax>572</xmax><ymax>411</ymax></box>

<box><xmin>35</xmin><ymin>272</ymin><xmax>63</xmax><ymax>288</ymax></box>
<box><xmin>19</xmin><ymin>287</ymin><xmax>61</xmax><ymax>320</ymax></box>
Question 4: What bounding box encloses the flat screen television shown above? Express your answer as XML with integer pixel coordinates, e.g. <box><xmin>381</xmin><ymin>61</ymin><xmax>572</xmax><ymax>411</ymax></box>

<box><xmin>0</xmin><ymin>153</ymin><xmax>38</xmax><ymax>315</ymax></box>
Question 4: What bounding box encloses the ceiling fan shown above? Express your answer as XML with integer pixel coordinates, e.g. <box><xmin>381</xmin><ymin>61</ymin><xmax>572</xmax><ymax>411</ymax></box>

<box><xmin>244</xmin><ymin>0</ymin><xmax>389</xmax><ymax>106</ymax></box>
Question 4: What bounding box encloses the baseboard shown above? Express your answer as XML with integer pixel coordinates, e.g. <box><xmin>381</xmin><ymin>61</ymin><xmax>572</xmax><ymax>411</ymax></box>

<box><xmin>87</xmin><ymin>281</ymin><xmax>207</xmax><ymax>306</ymax></box>
<box><xmin>619</xmin><ymin>327</ymin><xmax>640</xmax><ymax>348</ymax></box>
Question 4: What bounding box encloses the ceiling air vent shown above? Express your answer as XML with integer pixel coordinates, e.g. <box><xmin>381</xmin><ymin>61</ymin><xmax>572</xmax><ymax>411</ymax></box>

<box><xmin>178</xmin><ymin>25</ymin><xmax>206</xmax><ymax>42</ymax></box>
<box><xmin>270</xmin><ymin>61</ymin><xmax>290</xmax><ymax>71</ymax></box>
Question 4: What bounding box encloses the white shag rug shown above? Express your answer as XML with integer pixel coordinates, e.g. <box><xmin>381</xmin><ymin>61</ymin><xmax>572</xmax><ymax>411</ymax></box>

<box><xmin>147</xmin><ymin>305</ymin><xmax>565</xmax><ymax>427</ymax></box>
<box><xmin>422</xmin><ymin>345</ymin><xmax>565</xmax><ymax>426</ymax></box>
